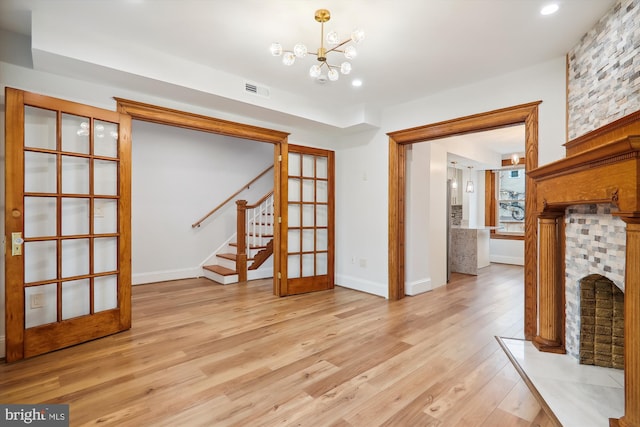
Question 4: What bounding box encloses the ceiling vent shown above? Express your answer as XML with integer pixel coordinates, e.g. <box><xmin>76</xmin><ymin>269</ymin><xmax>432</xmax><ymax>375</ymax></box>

<box><xmin>244</xmin><ymin>82</ymin><xmax>270</xmax><ymax>98</ymax></box>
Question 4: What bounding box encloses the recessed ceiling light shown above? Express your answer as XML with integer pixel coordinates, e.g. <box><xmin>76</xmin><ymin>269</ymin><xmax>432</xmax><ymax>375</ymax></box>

<box><xmin>540</xmin><ymin>3</ymin><xmax>559</xmax><ymax>15</ymax></box>
<box><xmin>352</xmin><ymin>79</ymin><xmax>363</xmax><ymax>87</ymax></box>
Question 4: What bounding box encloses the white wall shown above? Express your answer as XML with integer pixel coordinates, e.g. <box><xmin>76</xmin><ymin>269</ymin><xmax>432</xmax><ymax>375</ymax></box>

<box><xmin>131</xmin><ymin>121</ymin><xmax>273</xmax><ymax>284</ymax></box>
<box><xmin>334</xmin><ymin>57</ymin><xmax>566</xmax><ymax>297</ymax></box>
<box><xmin>404</xmin><ymin>143</ymin><xmax>431</xmax><ymax>295</ymax></box>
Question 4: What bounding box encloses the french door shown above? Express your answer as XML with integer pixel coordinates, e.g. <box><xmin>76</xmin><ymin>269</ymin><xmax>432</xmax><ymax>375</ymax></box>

<box><xmin>5</xmin><ymin>88</ymin><xmax>131</xmax><ymax>362</ymax></box>
<box><xmin>278</xmin><ymin>144</ymin><xmax>334</xmax><ymax>295</ymax></box>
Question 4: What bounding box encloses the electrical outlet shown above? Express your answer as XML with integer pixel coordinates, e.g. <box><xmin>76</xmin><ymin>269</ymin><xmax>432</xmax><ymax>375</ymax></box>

<box><xmin>30</xmin><ymin>293</ymin><xmax>45</xmax><ymax>309</ymax></box>
<box><xmin>359</xmin><ymin>258</ymin><xmax>367</xmax><ymax>268</ymax></box>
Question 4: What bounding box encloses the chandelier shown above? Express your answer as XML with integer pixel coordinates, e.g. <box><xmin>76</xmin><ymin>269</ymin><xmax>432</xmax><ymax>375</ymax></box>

<box><xmin>269</xmin><ymin>9</ymin><xmax>364</xmax><ymax>83</ymax></box>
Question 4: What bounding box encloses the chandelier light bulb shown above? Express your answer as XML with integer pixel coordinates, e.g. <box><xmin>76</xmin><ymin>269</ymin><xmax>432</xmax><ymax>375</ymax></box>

<box><xmin>340</xmin><ymin>62</ymin><xmax>352</xmax><ymax>75</ymax></box>
<box><xmin>293</xmin><ymin>43</ymin><xmax>307</xmax><ymax>58</ymax></box>
<box><xmin>351</xmin><ymin>29</ymin><xmax>365</xmax><ymax>43</ymax></box>
<box><xmin>270</xmin><ymin>43</ymin><xmax>283</xmax><ymax>56</ymax></box>
<box><xmin>511</xmin><ymin>153</ymin><xmax>520</xmax><ymax>165</ymax></box>
<box><xmin>326</xmin><ymin>30</ymin><xmax>340</xmax><ymax>45</ymax></box>
<box><xmin>282</xmin><ymin>52</ymin><xmax>296</xmax><ymax>66</ymax></box>
<box><xmin>328</xmin><ymin>68</ymin><xmax>339</xmax><ymax>81</ymax></box>
<box><xmin>344</xmin><ymin>45</ymin><xmax>357</xmax><ymax>59</ymax></box>
<box><xmin>309</xmin><ymin>64</ymin><xmax>322</xmax><ymax>78</ymax></box>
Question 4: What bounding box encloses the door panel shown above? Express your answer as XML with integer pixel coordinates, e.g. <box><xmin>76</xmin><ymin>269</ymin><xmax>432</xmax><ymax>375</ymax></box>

<box><xmin>279</xmin><ymin>144</ymin><xmax>334</xmax><ymax>295</ymax></box>
<box><xmin>5</xmin><ymin>88</ymin><xmax>131</xmax><ymax>362</ymax></box>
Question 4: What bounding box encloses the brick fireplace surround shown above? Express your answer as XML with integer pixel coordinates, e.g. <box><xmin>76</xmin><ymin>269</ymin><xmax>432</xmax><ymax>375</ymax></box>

<box><xmin>529</xmin><ymin>110</ymin><xmax>640</xmax><ymax>427</ymax></box>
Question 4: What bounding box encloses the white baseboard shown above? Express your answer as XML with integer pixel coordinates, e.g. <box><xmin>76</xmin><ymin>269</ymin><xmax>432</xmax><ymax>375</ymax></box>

<box><xmin>489</xmin><ymin>255</ymin><xmax>525</xmax><ymax>266</ymax></box>
<box><xmin>405</xmin><ymin>278</ymin><xmax>432</xmax><ymax>296</ymax></box>
<box><xmin>132</xmin><ymin>267</ymin><xmax>201</xmax><ymax>285</ymax></box>
<box><xmin>335</xmin><ymin>274</ymin><xmax>387</xmax><ymax>298</ymax></box>
<box><xmin>247</xmin><ymin>267</ymin><xmax>273</xmax><ymax>281</ymax></box>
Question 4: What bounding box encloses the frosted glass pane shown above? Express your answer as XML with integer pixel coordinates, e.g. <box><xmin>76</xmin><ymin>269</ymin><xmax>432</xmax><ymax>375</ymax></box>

<box><xmin>302</xmin><ymin>229</ymin><xmax>314</xmax><ymax>252</ymax></box>
<box><xmin>94</xmin><ymin>199</ymin><xmax>118</xmax><ymax>234</ymax></box>
<box><xmin>25</xmin><ymin>152</ymin><xmax>56</xmax><ymax>193</ymax></box>
<box><xmin>24</xmin><ymin>197</ymin><xmax>56</xmax><ymax>238</ymax></box>
<box><xmin>61</xmin><ymin>114</ymin><xmax>89</xmax><ymax>154</ymax></box>
<box><xmin>62</xmin><ymin>279</ymin><xmax>90</xmax><ymax>320</ymax></box>
<box><xmin>288</xmin><ymin>204</ymin><xmax>300</xmax><ymax>228</ymax></box>
<box><xmin>316</xmin><ymin>181</ymin><xmax>328</xmax><ymax>203</ymax></box>
<box><xmin>316</xmin><ymin>205</ymin><xmax>328</xmax><ymax>227</ymax></box>
<box><xmin>316</xmin><ymin>229</ymin><xmax>328</xmax><ymax>251</ymax></box>
<box><xmin>288</xmin><ymin>178</ymin><xmax>300</xmax><ymax>202</ymax></box>
<box><xmin>94</xmin><ymin>160</ymin><xmax>118</xmax><ymax>196</ymax></box>
<box><xmin>94</xmin><ymin>120</ymin><xmax>119</xmax><ymax>157</ymax></box>
<box><xmin>62</xmin><ymin>156</ymin><xmax>89</xmax><ymax>194</ymax></box>
<box><xmin>288</xmin><ymin>229</ymin><xmax>300</xmax><ymax>253</ymax></box>
<box><xmin>288</xmin><ymin>153</ymin><xmax>301</xmax><ymax>176</ymax></box>
<box><xmin>303</xmin><ymin>204</ymin><xmax>314</xmax><ymax>227</ymax></box>
<box><xmin>316</xmin><ymin>156</ymin><xmax>328</xmax><ymax>179</ymax></box>
<box><xmin>94</xmin><ymin>237</ymin><xmax>117</xmax><ymax>273</ymax></box>
<box><xmin>25</xmin><ymin>284</ymin><xmax>57</xmax><ymax>328</ymax></box>
<box><xmin>62</xmin><ymin>239</ymin><xmax>89</xmax><ymax>278</ymax></box>
<box><xmin>302</xmin><ymin>179</ymin><xmax>315</xmax><ymax>202</ymax></box>
<box><xmin>316</xmin><ymin>253</ymin><xmax>328</xmax><ymax>275</ymax></box>
<box><xmin>288</xmin><ymin>255</ymin><xmax>300</xmax><ymax>278</ymax></box>
<box><xmin>302</xmin><ymin>254</ymin><xmax>314</xmax><ymax>277</ymax></box>
<box><xmin>24</xmin><ymin>106</ymin><xmax>56</xmax><ymax>150</ymax></box>
<box><xmin>24</xmin><ymin>241</ymin><xmax>57</xmax><ymax>283</ymax></box>
<box><xmin>62</xmin><ymin>198</ymin><xmax>89</xmax><ymax>235</ymax></box>
<box><xmin>95</xmin><ymin>275</ymin><xmax>118</xmax><ymax>312</ymax></box>
<box><xmin>302</xmin><ymin>155</ymin><xmax>315</xmax><ymax>177</ymax></box>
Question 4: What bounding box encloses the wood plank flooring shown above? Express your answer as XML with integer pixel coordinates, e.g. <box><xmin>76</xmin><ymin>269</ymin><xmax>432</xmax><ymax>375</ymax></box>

<box><xmin>0</xmin><ymin>264</ymin><xmax>555</xmax><ymax>426</ymax></box>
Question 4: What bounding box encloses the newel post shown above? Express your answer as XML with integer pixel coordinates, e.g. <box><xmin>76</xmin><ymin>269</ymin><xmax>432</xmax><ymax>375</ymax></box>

<box><xmin>236</xmin><ymin>200</ymin><xmax>248</xmax><ymax>282</ymax></box>
<box><xmin>612</xmin><ymin>216</ymin><xmax>640</xmax><ymax>427</ymax></box>
<box><xmin>533</xmin><ymin>211</ymin><xmax>565</xmax><ymax>354</ymax></box>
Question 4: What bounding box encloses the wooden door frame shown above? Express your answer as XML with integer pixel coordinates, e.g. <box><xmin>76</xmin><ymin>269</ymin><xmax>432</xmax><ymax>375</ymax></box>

<box><xmin>114</xmin><ymin>98</ymin><xmax>289</xmax><ymax>296</ymax></box>
<box><xmin>387</xmin><ymin>101</ymin><xmax>541</xmax><ymax>340</ymax></box>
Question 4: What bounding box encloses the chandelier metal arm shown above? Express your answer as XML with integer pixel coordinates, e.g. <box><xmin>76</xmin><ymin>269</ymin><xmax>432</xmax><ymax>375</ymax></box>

<box><xmin>325</xmin><ymin>39</ymin><xmax>351</xmax><ymax>55</ymax></box>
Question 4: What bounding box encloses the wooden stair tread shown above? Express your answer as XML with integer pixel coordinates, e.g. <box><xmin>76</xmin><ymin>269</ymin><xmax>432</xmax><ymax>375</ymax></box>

<box><xmin>203</xmin><ymin>265</ymin><xmax>236</xmax><ymax>276</ymax></box>
<box><xmin>216</xmin><ymin>253</ymin><xmax>237</xmax><ymax>261</ymax></box>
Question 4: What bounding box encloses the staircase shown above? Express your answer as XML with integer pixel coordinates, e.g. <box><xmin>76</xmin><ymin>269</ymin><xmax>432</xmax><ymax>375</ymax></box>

<box><xmin>202</xmin><ymin>192</ymin><xmax>274</xmax><ymax>285</ymax></box>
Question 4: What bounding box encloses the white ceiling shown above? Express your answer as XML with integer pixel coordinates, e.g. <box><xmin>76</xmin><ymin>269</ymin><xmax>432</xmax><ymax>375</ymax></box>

<box><xmin>0</xmin><ymin>0</ymin><xmax>615</xmax><ymax>154</ymax></box>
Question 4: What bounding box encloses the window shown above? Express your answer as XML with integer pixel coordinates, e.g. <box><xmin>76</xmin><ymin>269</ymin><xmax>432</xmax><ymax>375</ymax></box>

<box><xmin>485</xmin><ymin>166</ymin><xmax>525</xmax><ymax>239</ymax></box>
<box><xmin>496</xmin><ymin>168</ymin><xmax>525</xmax><ymax>235</ymax></box>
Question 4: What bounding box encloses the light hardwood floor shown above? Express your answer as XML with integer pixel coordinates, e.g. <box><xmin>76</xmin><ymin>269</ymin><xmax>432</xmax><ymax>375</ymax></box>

<box><xmin>0</xmin><ymin>264</ymin><xmax>556</xmax><ymax>426</ymax></box>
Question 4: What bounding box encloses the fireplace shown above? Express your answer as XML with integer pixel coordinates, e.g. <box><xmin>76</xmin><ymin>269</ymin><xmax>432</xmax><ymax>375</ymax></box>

<box><xmin>529</xmin><ymin>109</ymin><xmax>640</xmax><ymax>427</ymax></box>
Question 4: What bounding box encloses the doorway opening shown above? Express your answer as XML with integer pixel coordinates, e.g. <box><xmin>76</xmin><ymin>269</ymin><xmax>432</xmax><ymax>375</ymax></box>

<box><xmin>387</xmin><ymin>101</ymin><xmax>541</xmax><ymax>340</ymax></box>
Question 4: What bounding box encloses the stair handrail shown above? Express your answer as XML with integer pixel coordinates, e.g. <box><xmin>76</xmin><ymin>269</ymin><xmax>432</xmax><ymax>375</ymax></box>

<box><xmin>191</xmin><ymin>165</ymin><xmax>273</xmax><ymax>228</ymax></box>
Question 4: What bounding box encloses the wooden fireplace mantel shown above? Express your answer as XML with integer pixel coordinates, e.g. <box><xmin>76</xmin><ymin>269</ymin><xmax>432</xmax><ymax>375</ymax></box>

<box><xmin>529</xmin><ymin>110</ymin><xmax>640</xmax><ymax>427</ymax></box>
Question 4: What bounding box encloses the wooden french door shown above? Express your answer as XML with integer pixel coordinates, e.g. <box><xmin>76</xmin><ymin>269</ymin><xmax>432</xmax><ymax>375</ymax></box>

<box><xmin>4</xmin><ymin>88</ymin><xmax>131</xmax><ymax>362</ymax></box>
<box><xmin>278</xmin><ymin>144</ymin><xmax>334</xmax><ymax>295</ymax></box>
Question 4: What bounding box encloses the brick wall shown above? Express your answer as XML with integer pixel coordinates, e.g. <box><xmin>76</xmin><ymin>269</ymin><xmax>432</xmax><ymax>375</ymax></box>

<box><xmin>567</xmin><ymin>0</ymin><xmax>640</xmax><ymax>140</ymax></box>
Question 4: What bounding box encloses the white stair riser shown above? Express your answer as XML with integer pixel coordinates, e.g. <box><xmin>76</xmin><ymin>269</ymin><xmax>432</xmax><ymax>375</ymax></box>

<box><xmin>203</xmin><ymin>269</ymin><xmax>238</xmax><ymax>285</ymax></box>
<box><xmin>216</xmin><ymin>257</ymin><xmax>236</xmax><ymax>270</ymax></box>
